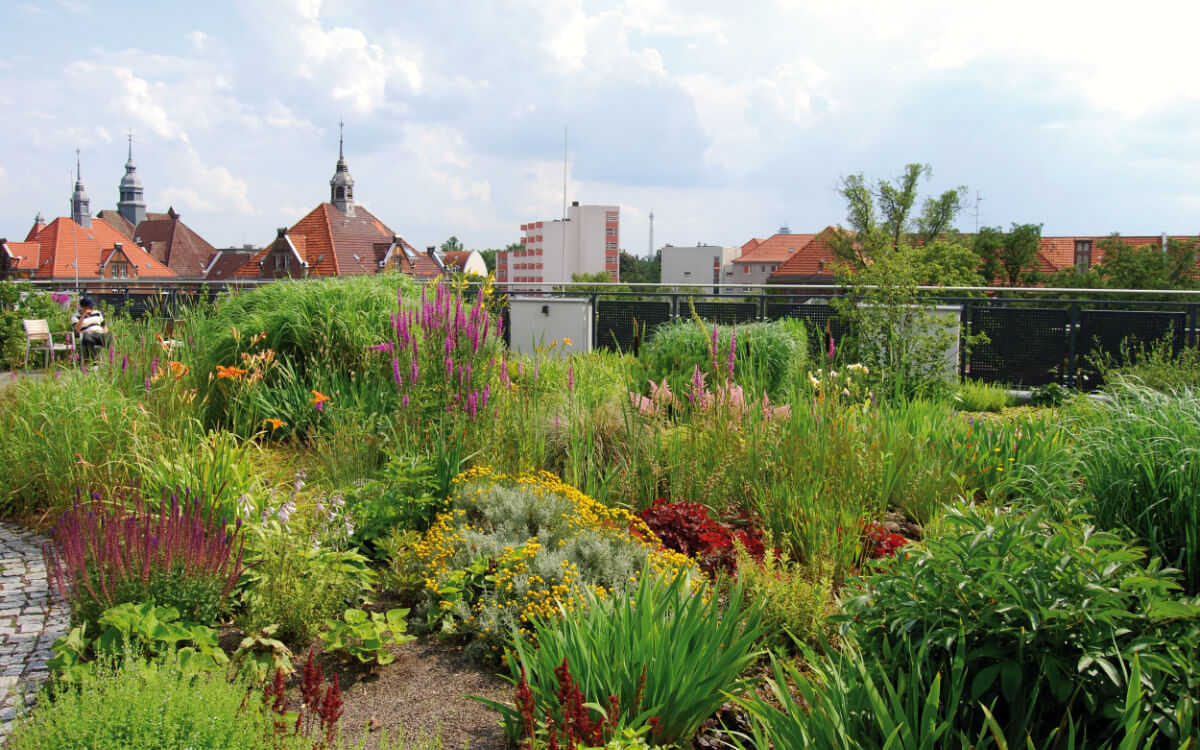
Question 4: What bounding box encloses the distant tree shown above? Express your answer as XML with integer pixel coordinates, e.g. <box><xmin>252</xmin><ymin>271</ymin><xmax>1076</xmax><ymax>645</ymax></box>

<box><xmin>972</xmin><ymin>226</ymin><xmax>1005</xmax><ymax>284</ymax></box>
<box><xmin>1098</xmin><ymin>235</ymin><xmax>1199</xmax><ymax>290</ymax></box>
<box><xmin>832</xmin><ymin>163</ymin><xmax>966</xmax><ymax>268</ymax></box>
<box><xmin>619</xmin><ymin>250</ymin><xmax>661</xmax><ymax>284</ymax></box>
<box><xmin>1000</xmin><ymin>223</ymin><xmax>1043</xmax><ymax>287</ymax></box>
<box><xmin>440</xmin><ymin>236</ymin><xmax>464</xmax><ymax>254</ymax></box>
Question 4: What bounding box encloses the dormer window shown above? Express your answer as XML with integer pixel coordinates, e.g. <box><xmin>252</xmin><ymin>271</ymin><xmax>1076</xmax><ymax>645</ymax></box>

<box><xmin>1074</xmin><ymin>240</ymin><xmax>1092</xmax><ymax>271</ymax></box>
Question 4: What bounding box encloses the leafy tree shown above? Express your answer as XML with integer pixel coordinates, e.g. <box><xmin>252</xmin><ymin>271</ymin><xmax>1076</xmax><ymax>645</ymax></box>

<box><xmin>619</xmin><ymin>250</ymin><xmax>661</xmax><ymax>285</ymax></box>
<box><xmin>832</xmin><ymin>163</ymin><xmax>966</xmax><ymax>268</ymax></box>
<box><xmin>912</xmin><ymin>240</ymin><xmax>986</xmax><ymax>287</ymax></box>
<box><xmin>999</xmin><ymin>223</ymin><xmax>1043</xmax><ymax>287</ymax></box>
<box><xmin>1098</xmin><ymin>235</ymin><xmax>1199</xmax><ymax>290</ymax></box>
<box><xmin>972</xmin><ymin>226</ymin><xmax>1005</xmax><ymax>284</ymax></box>
<box><xmin>440</xmin><ymin>236</ymin><xmax>464</xmax><ymax>254</ymax></box>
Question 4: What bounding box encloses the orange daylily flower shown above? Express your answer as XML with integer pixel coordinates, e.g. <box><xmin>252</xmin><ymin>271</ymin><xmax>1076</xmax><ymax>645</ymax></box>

<box><xmin>168</xmin><ymin>361</ymin><xmax>189</xmax><ymax>378</ymax></box>
<box><xmin>311</xmin><ymin>389</ymin><xmax>331</xmax><ymax>412</ymax></box>
<box><xmin>216</xmin><ymin>365</ymin><xmax>249</xmax><ymax>379</ymax></box>
<box><xmin>262</xmin><ymin>418</ymin><xmax>286</xmax><ymax>431</ymax></box>
<box><xmin>562</xmin><ymin>337</ymin><xmax>573</xmax><ymax>346</ymax></box>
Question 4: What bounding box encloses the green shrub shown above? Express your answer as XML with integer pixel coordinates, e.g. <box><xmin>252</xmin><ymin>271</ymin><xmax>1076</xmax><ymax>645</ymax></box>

<box><xmin>319</xmin><ymin>608</ymin><xmax>415</xmax><ymax>666</ymax></box>
<box><xmin>341</xmin><ymin>451</ymin><xmax>441</xmax><ymax>558</ymax></box>
<box><xmin>237</xmin><ymin>481</ymin><xmax>376</xmax><ymax>645</ymax></box>
<box><xmin>135</xmin><ymin>428</ymin><xmax>261</xmax><ymax>518</ymax></box>
<box><xmin>1092</xmin><ymin>332</ymin><xmax>1200</xmax><ymax>392</ymax></box>
<box><xmin>478</xmin><ymin>573</ymin><xmax>764</xmax><ymax>747</ymax></box>
<box><xmin>836</xmin><ymin>503</ymin><xmax>1200</xmax><ymax>746</ymax></box>
<box><xmin>0</xmin><ymin>281</ymin><xmax>70</xmax><ymax>369</ymax></box>
<box><xmin>738</xmin><ymin>639</ymin><xmax>1178</xmax><ymax>750</ymax></box>
<box><xmin>10</xmin><ymin>654</ymin><xmax>289</xmax><ymax>750</ymax></box>
<box><xmin>734</xmin><ymin>538</ymin><xmax>832</xmax><ymax>653</ymax></box>
<box><xmin>953</xmin><ymin>380</ymin><xmax>1015</xmax><ymax>412</ymax></box>
<box><xmin>1029</xmin><ymin>381</ymin><xmax>1070</xmax><ymax>407</ymax></box>
<box><xmin>414</xmin><ymin>467</ymin><xmax>698</xmax><ymax>660</ymax></box>
<box><xmin>1073</xmin><ymin>383</ymin><xmax>1200</xmax><ymax>592</ymax></box>
<box><xmin>640</xmin><ymin>318</ymin><xmax>806</xmax><ymax>399</ymax></box>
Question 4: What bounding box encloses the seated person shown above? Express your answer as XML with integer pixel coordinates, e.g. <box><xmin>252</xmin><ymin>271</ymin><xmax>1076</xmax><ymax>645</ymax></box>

<box><xmin>71</xmin><ymin>297</ymin><xmax>108</xmax><ymax>357</ymax></box>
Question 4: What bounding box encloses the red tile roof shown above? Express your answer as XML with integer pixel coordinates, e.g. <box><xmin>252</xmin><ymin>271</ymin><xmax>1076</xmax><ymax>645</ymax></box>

<box><xmin>734</xmin><ymin>234</ymin><xmax>818</xmax><ymax>265</ymax></box>
<box><xmin>1026</xmin><ymin>236</ymin><xmax>1187</xmax><ymax>276</ymax></box>
<box><xmin>233</xmin><ymin>202</ymin><xmax>430</xmax><ymax>280</ymax></box>
<box><xmin>20</xmin><ymin>216</ymin><xmax>176</xmax><ymax>279</ymax></box>
<box><xmin>769</xmin><ymin>228</ymin><xmax>841</xmax><ymax>280</ymax></box>
<box><xmin>204</xmin><ymin>249</ymin><xmax>257</xmax><ymax>280</ymax></box>
<box><xmin>131</xmin><ymin>210</ymin><xmax>218</xmax><ymax>278</ymax></box>
<box><xmin>3</xmin><ymin>240</ymin><xmax>43</xmax><ymax>270</ymax></box>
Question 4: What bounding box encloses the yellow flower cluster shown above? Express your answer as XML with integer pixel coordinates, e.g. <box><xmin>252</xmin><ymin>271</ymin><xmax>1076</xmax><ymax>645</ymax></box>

<box><xmin>420</xmin><ymin>466</ymin><xmax>696</xmax><ymax>652</ymax></box>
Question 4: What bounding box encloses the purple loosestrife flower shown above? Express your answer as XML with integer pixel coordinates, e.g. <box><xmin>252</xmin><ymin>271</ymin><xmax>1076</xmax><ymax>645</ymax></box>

<box><xmin>370</xmin><ymin>341</ymin><xmax>394</xmax><ymax>354</ymax></box>
<box><xmin>568</xmin><ymin>364</ymin><xmax>575</xmax><ymax>393</ymax></box>
<box><xmin>144</xmin><ymin>377</ymin><xmax>151</xmax><ymax>392</ymax></box>
<box><xmin>392</xmin><ymin>357</ymin><xmax>403</xmax><ymax>385</ymax></box>
<box><xmin>467</xmin><ymin>389</ymin><xmax>477</xmax><ymax>419</ymax></box>
<box><xmin>108</xmin><ymin>346</ymin><xmax>115</xmax><ymax>365</ymax></box>
<box><xmin>151</xmin><ymin>356</ymin><xmax>160</xmax><ymax>377</ymax></box>
<box><xmin>410</xmin><ymin>359</ymin><xmax>419</xmax><ymax>384</ymax></box>
<box><xmin>481</xmin><ymin>384</ymin><xmax>490</xmax><ymax>410</ymax></box>
<box><xmin>121</xmin><ymin>353</ymin><xmax>128</xmax><ymax>373</ymax></box>
<box><xmin>444</xmin><ymin>356</ymin><xmax>453</xmax><ymax>377</ymax></box>
<box><xmin>402</xmin><ymin>394</ymin><xmax>409</xmax><ymax>408</ymax></box>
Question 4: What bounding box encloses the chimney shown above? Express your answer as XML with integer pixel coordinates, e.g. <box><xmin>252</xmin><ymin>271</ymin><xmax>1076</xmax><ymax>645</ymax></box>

<box><xmin>571</xmin><ymin>200</ymin><xmax>579</xmax><ymax>207</ymax></box>
<box><xmin>1162</xmin><ymin>232</ymin><xmax>1168</xmax><ymax>253</ymax></box>
<box><xmin>276</xmin><ymin>227</ymin><xmax>288</xmax><ymax>239</ymax></box>
<box><xmin>426</xmin><ymin>245</ymin><xmax>436</xmax><ymax>257</ymax></box>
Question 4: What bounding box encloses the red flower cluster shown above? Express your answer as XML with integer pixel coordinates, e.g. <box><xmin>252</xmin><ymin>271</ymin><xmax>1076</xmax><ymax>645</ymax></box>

<box><xmin>863</xmin><ymin>521</ymin><xmax>909</xmax><ymax>559</ymax></box>
<box><xmin>259</xmin><ymin>650</ymin><xmax>344</xmax><ymax>749</ymax></box>
<box><xmin>514</xmin><ymin>658</ymin><xmax>653</xmax><ymax>750</ymax></box>
<box><xmin>638</xmin><ymin>498</ymin><xmax>764</xmax><ymax>576</ymax></box>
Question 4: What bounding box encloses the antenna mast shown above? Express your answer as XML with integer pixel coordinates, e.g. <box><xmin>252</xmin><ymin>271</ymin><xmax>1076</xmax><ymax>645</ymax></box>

<box><xmin>648</xmin><ymin>211</ymin><xmax>654</xmax><ymax>260</ymax></box>
<box><xmin>975</xmin><ymin>190</ymin><xmax>985</xmax><ymax>233</ymax></box>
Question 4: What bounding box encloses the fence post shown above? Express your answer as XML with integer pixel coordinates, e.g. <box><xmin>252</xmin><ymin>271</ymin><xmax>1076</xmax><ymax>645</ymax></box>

<box><xmin>591</xmin><ymin>292</ymin><xmax>598</xmax><ymax>350</ymax></box>
<box><xmin>1190</xmin><ymin>303</ymin><xmax>1198</xmax><ymax>349</ymax></box>
<box><xmin>1066</xmin><ymin>301</ymin><xmax>1080</xmax><ymax>388</ymax></box>
<box><xmin>670</xmin><ymin>292</ymin><xmax>679</xmax><ymax>320</ymax></box>
<box><xmin>960</xmin><ymin>298</ymin><xmax>971</xmax><ymax>380</ymax></box>
<box><xmin>758</xmin><ymin>291</ymin><xmax>767</xmax><ymax>322</ymax></box>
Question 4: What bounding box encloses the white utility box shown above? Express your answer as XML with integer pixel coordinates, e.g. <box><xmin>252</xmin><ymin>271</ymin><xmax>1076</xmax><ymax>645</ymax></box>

<box><xmin>507</xmin><ymin>297</ymin><xmax>593</xmax><ymax>357</ymax></box>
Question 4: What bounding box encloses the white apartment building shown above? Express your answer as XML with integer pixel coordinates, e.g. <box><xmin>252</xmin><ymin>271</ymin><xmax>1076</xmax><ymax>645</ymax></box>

<box><xmin>660</xmin><ymin>244</ymin><xmax>738</xmax><ymax>293</ymax></box>
<box><xmin>497</xmin><ymin>201</ymin><xmax>619</xmax><ymax>285</ymax></box>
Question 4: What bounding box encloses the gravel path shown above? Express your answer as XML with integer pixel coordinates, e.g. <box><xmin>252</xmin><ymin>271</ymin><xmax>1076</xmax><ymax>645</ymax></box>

<box><xmin>0</xmin><ymin>522</ymin><xmax>69</xmax><ymax>746</ymax></box>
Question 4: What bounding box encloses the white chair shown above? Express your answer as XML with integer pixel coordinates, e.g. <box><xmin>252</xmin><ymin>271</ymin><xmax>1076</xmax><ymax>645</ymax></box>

<box><xmin>22</xmin><ymin>319</ymin><xmax>73</xmax><ymax>370</ymax></box>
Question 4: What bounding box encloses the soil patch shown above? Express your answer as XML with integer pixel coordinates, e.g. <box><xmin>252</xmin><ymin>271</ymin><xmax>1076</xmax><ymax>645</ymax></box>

<box><xmin>332</xmin><ymin>637</ymin><xmax>510</xmax><ymax>750</ymax></box>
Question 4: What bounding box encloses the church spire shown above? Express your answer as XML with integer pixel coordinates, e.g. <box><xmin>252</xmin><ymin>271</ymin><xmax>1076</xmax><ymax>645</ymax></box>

<box><xmin>330</xmin><ymin>119</ymin><xmax>355</xmax><ymax>216</ymax></box>
<box><xmin>71</xmin><ymin>148</ymin><xmax>92</xmax><ymax>228</ymax></box>
<box><xmin>118</xmin><ymin>128</ymin><xmax>147</xmax><ymax>227</ymax></box>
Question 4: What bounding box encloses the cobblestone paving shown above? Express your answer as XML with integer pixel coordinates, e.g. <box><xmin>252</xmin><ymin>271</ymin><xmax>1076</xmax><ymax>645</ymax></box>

<box><xmin>0</xmin><ymin>522</ymin><xmax>68</xmax><ymax>746</ymax></box>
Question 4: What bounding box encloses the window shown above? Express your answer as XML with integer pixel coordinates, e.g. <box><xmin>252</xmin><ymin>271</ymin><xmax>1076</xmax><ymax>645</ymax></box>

<box><xmin>743</xmin><ymin>265</ymin><xmax>750</xmax><ymax>274</ymax></box>
<box><xmin>1074</xmin><ymin>240</ymin><xmax>1092</xmax><ymax>271</ymax></box>
<box><xmin>605</xmin><ymin>227</ymin><xmax>617</xmax><ymax>236</ymax></box>
<box><xmin>274</xmin><ymin>254</ymin><xmax>291</xmax><ymax>272</ymax></box>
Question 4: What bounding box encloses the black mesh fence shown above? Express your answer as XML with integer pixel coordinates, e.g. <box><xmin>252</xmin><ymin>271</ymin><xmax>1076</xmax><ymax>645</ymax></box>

<box><xmin>688</xmin><ymin>300</ymin><xmax>759</xmax><ymax>325</ymax></box>
<box><xmin>596</xmin><ymin>300</ymin><xmax>672</xmax><ymax>353</ymax></box>
<box><xmin>968</xmin><ymin>306</ymin><xmax>1068</xmax><ymax>386</ymax></box>
<box><xmin>1075</xmin><ymin>309</ymin><xmax>1187</xmax><ymax>386</ymax></box>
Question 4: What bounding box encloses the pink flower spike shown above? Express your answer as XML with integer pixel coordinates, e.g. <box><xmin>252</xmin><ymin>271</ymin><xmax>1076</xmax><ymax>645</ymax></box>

<box><xmin>567</xmin><ymin>364</ymin><xmax>574</xmax><ymax>393</ymax></box>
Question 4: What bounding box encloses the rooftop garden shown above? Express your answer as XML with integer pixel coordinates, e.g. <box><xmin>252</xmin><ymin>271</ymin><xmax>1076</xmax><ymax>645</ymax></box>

<box><xmin>1</xmin><ymin>273</ymin><xmax>1197</xmax><ymax>749</ymax></box>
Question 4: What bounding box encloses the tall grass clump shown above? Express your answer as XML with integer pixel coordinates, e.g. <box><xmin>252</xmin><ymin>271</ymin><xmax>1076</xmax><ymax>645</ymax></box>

<box><xmin>640</xmin><ymin>318</ymin><xmax>806</xmax><ymax>399</ymax></box>
<box><xmin>186</xmin><ymin>274</ymin><xmax>416</xmax><ymax>432</ymax></box>
<box><xmin>0</xmin><ymin>373</ymin><xmax>152</xmax><ymax>519</ymax></box>
<box><xmin>1074</xmin><ymin>382</ymin><xmax>1200</xmax><ymax>592</ymax></box>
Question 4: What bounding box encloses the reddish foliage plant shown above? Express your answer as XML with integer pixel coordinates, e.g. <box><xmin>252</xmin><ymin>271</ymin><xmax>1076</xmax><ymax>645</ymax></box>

<box><xmin>514</xmin><ymin>658</ymin><xmax>658</xmax><ymax>750</ymax></box>
<box><xmin>638</xmin><ymin>498</ymin><xmax>764</xmax><ymax>576</ymax></box>
<box><xmin>259</xmin><ymin>650</ymin><xmax>344</xmax><ymax>749</ymax></box>
<box><xmin>863</xmin><ymin>521</ymin><xmax>909</xmax><ymax>559</ymax></box>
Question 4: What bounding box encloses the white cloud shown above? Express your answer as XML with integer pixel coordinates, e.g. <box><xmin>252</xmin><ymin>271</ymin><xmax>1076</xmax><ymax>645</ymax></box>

<box><xmin>188</xmin><ymin>30</ymin><xmax>208</xmax><ymax>51</ymax></box>
<box><xmin>265</xmin><ymin>0</ymin><xmax>423</xmax><ymax>112</ymax></box>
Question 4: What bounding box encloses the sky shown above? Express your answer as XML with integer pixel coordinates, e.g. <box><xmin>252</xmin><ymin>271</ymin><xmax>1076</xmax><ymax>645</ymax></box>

<box><xmin>1</xmin><ymin>0</ymin><xmax>1198</xmax><ymax>254</ymax></box>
